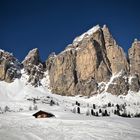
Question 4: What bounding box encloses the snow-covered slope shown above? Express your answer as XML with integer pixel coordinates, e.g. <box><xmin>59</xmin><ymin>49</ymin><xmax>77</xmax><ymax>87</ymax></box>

<box><xmin>0</xmin><ymin>70</ymin><xmax>140</xmax><ymax>115</ymax></box>
<box><xmin>0</xmin><ymin>70</ymin><xmax>50</xmax><ymax>101</ymax></box>
<box><xmin>0</xmin><ymin>69</ymin><xmax>140</xmax><ymax>140</ymax></box>
<box><xmin>0</xmin><ymin>111</ymin><xmax>140</xmax><ymax>140</ymax></box>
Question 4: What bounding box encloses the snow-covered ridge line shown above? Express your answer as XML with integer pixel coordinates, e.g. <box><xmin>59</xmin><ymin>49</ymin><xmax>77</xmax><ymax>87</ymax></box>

<box><xmin>0</xmin><ymin>49</ymin><xmax>4</xmax><ymax>52</ymax></box>
<box><xmin>73</xmin><ymin>25</ymin><xmax>100</xmax><ymax>45</ymax></box>
<box><xmin>22</xmin><ymin>48</ymin><xmax>38</xmax><ymax>63</ymax></box>
<box><xmin>58</xmin><ymin>25</ymin><xmax>100</xmax><ymax>55</ymax></box>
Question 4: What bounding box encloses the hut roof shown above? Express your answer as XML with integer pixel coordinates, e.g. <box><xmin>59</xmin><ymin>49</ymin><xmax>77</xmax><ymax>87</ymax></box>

<box><xmin>33</xmin><ymin>110</ymin><xmax>55</xmax><ymax>118</ymax></box>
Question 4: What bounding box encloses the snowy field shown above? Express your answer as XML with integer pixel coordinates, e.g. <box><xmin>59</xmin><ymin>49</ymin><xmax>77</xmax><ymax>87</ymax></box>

<box><xmin>0</xmin><ymin>72</ymin><xmax>140</xmax><ymax>140</ymax></box>
<box><xmin>0</xmin><ymin>108</ymin><xmax>140</xmax><ymax>140</ymax></box>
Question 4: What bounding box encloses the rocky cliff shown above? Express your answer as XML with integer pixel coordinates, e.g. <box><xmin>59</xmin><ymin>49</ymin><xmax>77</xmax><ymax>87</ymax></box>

<box><xmin>0</xmin><ymin>25</ymin><xmax>140</xmax><ymax>96</ymax></box>
<box><xmin>0</xmin><ymin>48</ymin><xmax>45</xmax><ymax>87</ymax></box>
<box><xmin>0</xmin><ymin>49</ymin><xmax>21</xmax><ymax>82</ymax></box>
<box><xmin>22</xmin><ymin>48</ymin><xmax>45</xmax><ymax>86</ymax></box>
<box><xmin>47</xmin><ymin>25</ymin><xmax>140</xmax><ymax>96</ymax></box>
<box><xmin>128</xmin><ymin>39</ymin><xmax>140</xmax><ymax>92</ymax></box>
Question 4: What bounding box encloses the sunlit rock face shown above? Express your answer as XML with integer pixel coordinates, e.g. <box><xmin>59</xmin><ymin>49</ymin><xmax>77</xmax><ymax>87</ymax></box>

<box><xmin>0</xmin><ymin>49</ymin><xmax>21</xmax><ymax>82</ymax></box>
<box><xmin>129</xmin><ymin>40</ymin><xmax>140</xmax><ymax>78</ymax></box>
<box><xmin>128</xmin><ymin>39</ymin><xmax>140</xmax><ymax>92</ymax></box>
<box><xmin>47</xmin><ymin>25</ymin><xmax>136</xmax><ymax>96</ymax></box>
<box><xmin>22</xmin><ymin>48</ymin><xmax>44</xmax><ymax>87</ymax></box>
<box><xmin>102</xmin><ymin>25</ymin><xmax>129</xmax><ymax>74</ymax></box>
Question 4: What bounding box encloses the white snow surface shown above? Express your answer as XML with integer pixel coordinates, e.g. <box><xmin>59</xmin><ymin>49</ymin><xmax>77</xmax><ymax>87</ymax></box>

<box><xmin>0</xmin><ymin>110</ymin><xmax>140</xmax><ymax>140</ymax></box>
<box><xmin>0</xmin><ymin>71</ymin><xmax>140</xmax><ymax>140</ymax></box>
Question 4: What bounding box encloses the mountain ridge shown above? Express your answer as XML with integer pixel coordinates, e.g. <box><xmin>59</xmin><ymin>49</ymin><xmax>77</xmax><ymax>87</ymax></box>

<box><xmin>0</xmin><ymin>24</ymin><xmax>140</xmax><ymax>97</ymax></box>
<box><xmin>47</xmin><ymin>25</ymin><xmax>140</xmax><ymax>96</ymax></box>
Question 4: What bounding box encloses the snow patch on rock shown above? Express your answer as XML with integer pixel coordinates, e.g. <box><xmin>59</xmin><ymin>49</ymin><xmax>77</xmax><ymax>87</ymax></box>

<box><xmin>73</xmin><ymin>25</ymin><xmax>100</xmax><ymax>46</ymax></box>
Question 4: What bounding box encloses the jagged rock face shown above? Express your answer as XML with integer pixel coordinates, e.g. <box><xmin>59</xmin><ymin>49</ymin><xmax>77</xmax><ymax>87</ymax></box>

<box><xmin>22</xmin><ymin>48</ymin><xmax>44</xmax><ymax>86</ymax></box>
<box><xmin>47</xmin><ymin>25</ymin><xmax>140</xmax><ymax>96</ymax></box>
<box><xmin>0</xmin><ymin>59</ymin><xmax>7</xmax><ymax>80</ymax></box>
<box><xmin>107</xmin><ymin>74</ymin><xmax>129</xmax><ymax>95</ymax></box>
<box><xmin>75</xmin><ymin>29</ymin><xmax>111</xmax><ymax>83</ymax></box>
<box><xmin>76</xmin><ymin>78</ymin><xmax>98</xmax><ymax>96</ymax></box>
<box><xmin>47</xmin><ymin>25</ymin><xmax>112</xmax><ymax>96</ymax></box>
<box><xmin>48</xmin><ymin>49</ymin><xmax>77</xmax><ymax>95</ymax></box>
<box><xmin>127</xmin><ymin>40</ymin><xmax>140</xmax><ymax>92</ymax></box>
<box><xmin>1</xmin><ymin>25</ymin><xmax>140</xmax><ymax>97</ymax></box>
<box><xmin>102</xmin><ymin>25</ymin><xmax>129</xmax><ymax>74</ymax></box>
<box><xmin>23</xmin><ymin>48</ymin><xmax>40</xmax><ymax>66</ymax></box>
<box><xmin>129</xmin><ymin>40</ymin><xmax>140</xmax><ymax>79</ymax></box>
<box><xmin>129</xmin><ymin>75</ymin><xmax>140</xmax><ymax>92</ymax></box>
<box><xmin>0</xmin><ymin>50</ymin><xmax>21</xmax><ymax>82</ymax></box>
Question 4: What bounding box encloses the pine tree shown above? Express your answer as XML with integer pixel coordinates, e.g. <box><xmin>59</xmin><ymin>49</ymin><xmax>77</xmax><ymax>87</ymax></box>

<box><xmin>99</xmin><ymin>109</ymin><xmax>102</xmax><ymax>113</ymax></box>
<box><xmin>77</xmin><ymin>107</ymin><xmax>80</xmax><ymax>114</ymax></box>
<box><xmin>33</xmin><ymin>98</ymin><xmax>36</xmax><ymax>104</ymax></box>
<box><xmin>0</xmin><ymin>107</ymin><xmax>3</xmax><ymax>114</ymax></box>
<box><xmin>93</xmin><ymin>104</ymin><xmax>96</xmax><ymax>109</ymax></box>
<box><xmin>29</xmin><ymin>106</ymin><xmax>32</xmax><ymax>111</ymax></box>
<box><xmin>4</xmin><ymin>106</ymin><xmax>10</xmax><ymax>112</ymax></box>
<box><xmin>91</xmin><ymin>109</ymin><xmax>94</xmax><ymax>116</ymax></box>
<box><xmin>127</xmin><ymin>113</ymin><xmax>131</xmax><ymax>118</ymax></box>
<box><xmin>34</xmin><ymin>105</ymin><xmax>38</xmax><ymax>110</ymax></box>
<box><xmin>105</xmin><ymin>110</ymin><xmax>108</xmax><ymax>116</ymax></box>
<box><xmin>77</xmin><ymin>103</ymin><xmax>80</xmax><ymax>106</ymax></box>
<box><xmin>86</xmin><ymin>109</ymin><xmax>90</xmax><ymax>116</ymax></box>
<box><xmin>72</xmin><ymin>107</ymin><xmax>76</xmax><ymax>113</ymax></box>
<box><xmin>114</xmin><ymin>110</ymin><xmax>117</xmax><ymax>115</ymax></box>
<box><xmin>121</xmin><ymin>108</ymin><xmax>128</xmax><ymax>117</ymax></box>
<box><xmin>135</xmin><ymin>113</ymin><xmax>140</xmax><ymax>117</ymax></box>
<box><xmin>50</xmin><ymin>100</ymin><xmax>55</xmax><ymax>106</ymax></box>
<box><xmin>116</xmin><ymin>104</ymin><xmax>120</xmax><ymax>110</ymax></box>
<box><xmin>95</xmin><ymin>112</ymin><xmax>98</xmax><ymax>116</ymax></box>
<box><xmin>108</xmin><ymin>102</ymin><xmax>111</xmax><ymax>107</ymax></box>
<box><xmin>116</xmin><ymin>109</ymin><xmax>120</xmax><ymax>116</ymax></box>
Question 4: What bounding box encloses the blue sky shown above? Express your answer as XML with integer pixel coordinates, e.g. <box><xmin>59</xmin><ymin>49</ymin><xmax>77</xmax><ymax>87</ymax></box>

<box><xmin>0</xmin><ymin>0</ymin><xmax>140</xmax><ymax>61</ymax></box>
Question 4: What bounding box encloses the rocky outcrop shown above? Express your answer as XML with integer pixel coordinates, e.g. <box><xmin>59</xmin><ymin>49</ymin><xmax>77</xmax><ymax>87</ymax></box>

<box><xmin>75</xmin><ymin>28</ymin><xmax>111</xmax><ymax>83</ymax></box>
<box><xmin>129</xmin><ymin>39</ymin><xmax>140</xmax><ymax>78</ymax></box>
<box><xmin>1</xmin><ymin>24</ymin><xmax>140</xmax><ymax>97</ymax></box>
<box><xmin>47</xmin><ymin>49</ymin><xmax>77</xmax><ymax>95</ymax></box>
<box><xmin>47</xmin><ymin>25</ymin><xmax>113</xmax><ymax>96</ymax></box>
<box><xmin>0</xmin><ymin>49</ymin><xmax>21</xmax><ymax>82</ymax></box>
<box><xmin>102</xmin><ymin>25</ymin><xmax>129</xmax><ymax>74</ymax></box>
<box><xmin>106</xmin><ymin>73</ymin><xmax>129</xmax><ymax>95</ymax></box>
<box><xmin>129</xmin><ymin>74</ymin><xmax>140</xmax><ymax>92</ymax></box>
<box><xmin>23</xmin><ymin>48</ymin><xmax>40</xmax><ymax>66</ymax></box>
<box><xmin>22</xmin><ymin>48</ymin><xmax>44</xmax><ymax>86</ymax></box>
<box><xmin>128</xmin><ymin>39</ymin><xmax>140</xmax><ymax>92</ymax></box>
<box><xmin>47</xmin><ymin>25</ymin><xmax>140</xmax><ymax>96</ymax></box>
